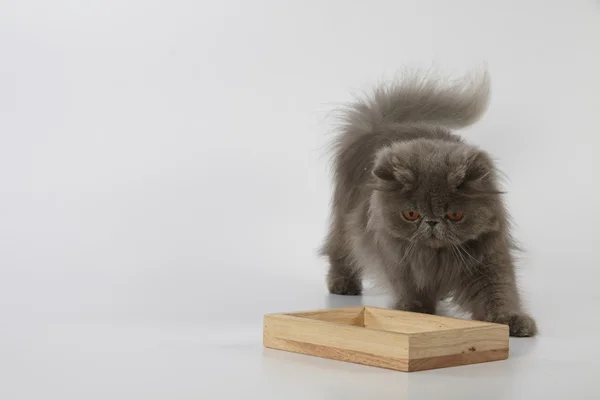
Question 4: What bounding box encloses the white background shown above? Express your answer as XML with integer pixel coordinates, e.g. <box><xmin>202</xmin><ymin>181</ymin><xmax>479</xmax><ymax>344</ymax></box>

<box><xmin>1</xmin><ymin>1</ymin><xmax>599</xmax><ymax>398</ymax></box>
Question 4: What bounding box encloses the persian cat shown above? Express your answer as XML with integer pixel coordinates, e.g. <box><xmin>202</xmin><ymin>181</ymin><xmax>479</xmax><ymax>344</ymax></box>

<box><xmin>321</xmin><ymin>69</ymin><xmax>537</xmax><ymax>337</ymax></box>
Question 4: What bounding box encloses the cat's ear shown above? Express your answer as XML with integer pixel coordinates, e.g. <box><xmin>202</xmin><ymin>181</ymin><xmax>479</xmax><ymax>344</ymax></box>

<box><xmin>373</xmin><ymin>157</ymin><xmax>396</xmax><ymax>181</ymax></box>
<box><xmin>449</xmin><ymin>150</ymin><xmax>494</xmax><ymax>191</ymax></box>
<box><xmin>372</xmin><ymin>147</ymin><xmax>415</xmax><ymax>191</ymax></box>
<box><xmin>463</xmin><ymin>151</ymin><xmax>492</xmax><ymax>184</ymax></box>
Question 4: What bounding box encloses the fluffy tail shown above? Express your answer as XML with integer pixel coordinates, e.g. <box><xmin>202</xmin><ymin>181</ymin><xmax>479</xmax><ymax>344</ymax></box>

<box><xmin>336</xmin><ymin>68</ymin><xmax>491</xmax><ymax>140</ymax></box>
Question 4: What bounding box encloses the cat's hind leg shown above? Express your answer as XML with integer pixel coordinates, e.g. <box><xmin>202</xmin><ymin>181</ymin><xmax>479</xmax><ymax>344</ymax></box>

<box><xmin>322</xmin><ymin>222</ymin><xmax>362</xmax><ymax>296</ymax></box>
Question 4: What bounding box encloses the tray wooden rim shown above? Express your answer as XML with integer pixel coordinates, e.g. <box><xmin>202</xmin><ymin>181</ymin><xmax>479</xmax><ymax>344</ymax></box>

<box><xmin>263</xmin><ymin>306</ymin><xmax>509</xmax><ymax>372</ymax></box>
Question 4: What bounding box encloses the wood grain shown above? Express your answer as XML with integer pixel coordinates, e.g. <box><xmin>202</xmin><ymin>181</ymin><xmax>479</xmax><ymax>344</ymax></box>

<box><xmin>264</xmin><ymin>336</ymin><xmax>409</xmax><ymax>371</ymax></box>
<box><xmin>263</xmin><ymin>306</ymin><xmax>509</xmax><ymax>372</ymax></box>
<box><xmin>264</xmin><ymin>313</ymin><xmax>409</xmax><ymax>360</ymax></box>
<box><xmin>364</xmin><ymin>306</ymin><xmax>490</xmax><ymax>333</ymax></box>
<box><xmin>408</xmin><ymin>348</ymin><xmax>508</xmax><ymax>371</ymax></box>
<box><xmin>409</xmin><ymin>325</ymin><xmax>508</xmax><ymax>360</ymax></box>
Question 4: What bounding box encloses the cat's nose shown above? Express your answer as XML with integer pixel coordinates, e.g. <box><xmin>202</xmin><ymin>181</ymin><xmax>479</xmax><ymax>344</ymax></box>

<box><xmin>425</xmin><ymin>220</ymin><xmax>439</xmax><ymax>227</ymax></box>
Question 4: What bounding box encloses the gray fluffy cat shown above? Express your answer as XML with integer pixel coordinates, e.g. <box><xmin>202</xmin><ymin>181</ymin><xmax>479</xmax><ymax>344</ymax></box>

<box><xmin>321</xmin><ymin>69</ymin><xmax>537</xmax><ymax>337</ymax></box>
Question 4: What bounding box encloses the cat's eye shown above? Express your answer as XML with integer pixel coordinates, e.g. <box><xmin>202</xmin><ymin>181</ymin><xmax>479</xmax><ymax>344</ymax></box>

<box><xmin>402</xmin><ymin>210</ymin><xmax>421</xmax><ymax>221</ymax></box>
<box><xmin>446</xmin><ymin>211</ymin><xmax>464</xmax><ymax>221</ymax></box>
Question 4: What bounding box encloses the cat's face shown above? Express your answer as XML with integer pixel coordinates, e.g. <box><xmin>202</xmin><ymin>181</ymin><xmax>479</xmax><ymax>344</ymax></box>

<box><xmin>371</xmin><ymin>140</ymin><xmax>503</xmax><ymax>247</ymax></box>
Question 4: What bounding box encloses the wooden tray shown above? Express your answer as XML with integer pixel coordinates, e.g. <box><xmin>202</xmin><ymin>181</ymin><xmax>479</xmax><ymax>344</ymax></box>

<box><xmin>263</xmin><ymin>306</ymin><xmax>508</xmax><ymax>372</ymax></box>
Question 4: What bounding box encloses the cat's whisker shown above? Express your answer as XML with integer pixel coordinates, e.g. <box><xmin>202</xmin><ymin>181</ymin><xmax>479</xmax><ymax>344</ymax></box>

<box><xmin>397</xmin><ymin>231</ymin><xmax>421</xmax><ymax>266</ymax></box>
<box><xmin>398</xmin><ymin>240</ymin><xmax>415</xmax><ymax>266</ymax></box>
<box><xmin>449</xmin><ymin>237</ymin><xmax>476</xmax><ymax>277</ymax></box>
<box><xmin>452</xmin><ymin>244</ymin><xmax>474</xmax><ymax>278</ymax></box>
<box><xmin>457</xmin><ymin>243</ymin><xmax>482</xmax><ymax>265</ymax></box>
<box><xmin>449</xmin><ymin>245</ymin><xmax>466</xmax><ymax>276</ymax></box>
<box><xmin>455</xmin><ymin>243</ymin><xmax>488</xmax><ymax>281</ymax></box>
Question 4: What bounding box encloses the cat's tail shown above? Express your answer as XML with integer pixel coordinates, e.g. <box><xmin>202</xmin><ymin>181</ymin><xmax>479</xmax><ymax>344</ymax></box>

<box><xmin>334</xmin><ymin>67</ymin><xmax>490</xmax><ymax>141</ymax></box>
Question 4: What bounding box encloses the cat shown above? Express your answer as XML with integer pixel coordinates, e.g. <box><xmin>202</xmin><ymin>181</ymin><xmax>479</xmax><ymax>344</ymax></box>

<box><xmin>321</xmin><ymin>68</ymin><xmax>537</xmax><ymax>336</ymax></box>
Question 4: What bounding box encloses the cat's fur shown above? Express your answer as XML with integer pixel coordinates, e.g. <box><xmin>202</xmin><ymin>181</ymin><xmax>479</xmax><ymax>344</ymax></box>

<box><xmin>321</xmin><ymin>68</ymin><xmax>537</xmax><ymax>337</ymax></box>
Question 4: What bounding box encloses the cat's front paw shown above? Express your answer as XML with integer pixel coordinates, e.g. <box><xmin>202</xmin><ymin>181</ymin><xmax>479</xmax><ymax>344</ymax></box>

<box><xmin>394</xmin><ymin>299</ymin><xmax>436</xmax><ymax>315</ymax></box>
<box><xmin>327</xmin><ymin>277</ymin><xmax>362</xmax><ymax>296</ymax></box>
<box><xmin>491</xmin><ymin>312</ymin><xmax>538</xmax><ymax>337</ymax></box>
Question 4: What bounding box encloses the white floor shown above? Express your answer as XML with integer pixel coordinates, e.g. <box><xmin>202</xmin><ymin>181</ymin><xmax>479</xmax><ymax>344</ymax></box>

<box><xmin>2</xmin><ymin>274</ymin><xmax>600</xmax><ymax>399</ymax></box>
<box><xmin>2</xmin><ymin>1</ymin><xmax>600</xmax><ymax>399</ymax></box>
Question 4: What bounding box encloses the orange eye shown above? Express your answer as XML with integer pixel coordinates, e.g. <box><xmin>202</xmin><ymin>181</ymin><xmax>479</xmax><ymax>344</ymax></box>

<box><xmin>402</xmin><ymin>210</ymin><xmax>421</xmax><ymax>221</ymax></box>
<box><xmin>446</xmin><ymin>211</ymin><xmax>464</xmax><ymax>221</ymax></box>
